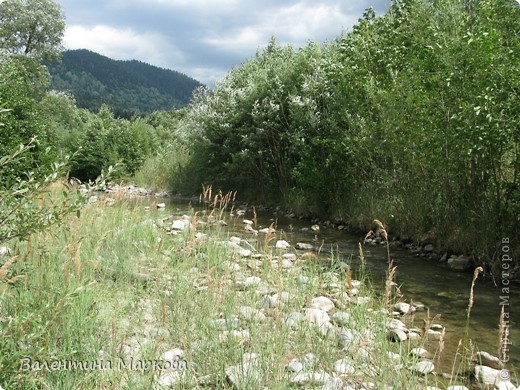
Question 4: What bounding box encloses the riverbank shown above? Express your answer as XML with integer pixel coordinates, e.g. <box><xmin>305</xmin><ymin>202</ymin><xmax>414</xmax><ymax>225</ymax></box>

<box><xmin>3</xmin><ymin>184</ymin><xmax>512</xmax><ymax>388</ymax></box>
<box><xmin>98</xmin><ymin>183</ymin><xmax>518</xmax><ymax>282</ymax></box>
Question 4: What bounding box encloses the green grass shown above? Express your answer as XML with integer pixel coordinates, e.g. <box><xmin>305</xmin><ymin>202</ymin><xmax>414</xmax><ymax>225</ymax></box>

<box><xmin>0</xmin><ymin>191</ymin><xmax>515</xmax><ymax>389</ymax></box>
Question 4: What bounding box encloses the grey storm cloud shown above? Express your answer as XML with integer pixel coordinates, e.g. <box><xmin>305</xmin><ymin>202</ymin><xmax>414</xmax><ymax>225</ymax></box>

<box><xmin>56</xmin><ymin>0</ymin><xmax>392</xmax><ymax>86</ymax></box>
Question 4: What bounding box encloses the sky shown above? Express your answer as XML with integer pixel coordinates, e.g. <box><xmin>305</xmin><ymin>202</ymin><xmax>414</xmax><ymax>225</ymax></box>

<box><xmin>56</xmin><ymin>0</ymin><xmax>392</xmax><ymax>87</ymax></box>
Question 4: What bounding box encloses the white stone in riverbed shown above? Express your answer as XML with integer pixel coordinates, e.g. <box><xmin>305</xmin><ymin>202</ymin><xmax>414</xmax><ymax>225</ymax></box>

<box><xmin>157</xmin><ymin>370</ymin><xmax>184</xmax><ymax>387</ymax></box>
<box><xmin>426</xmin><ymin>329</ymin><xmax>443</xmax><ymax>341</ymax></box>
<box><xmin>238</xmin><ymin>306</ymin><xmax>266</xmax><ymax>322</ymax></box>
<box><xmin>387</xmin><ymin>352</ymin><xmax>401</xmax><ymax>363</ymax></box>
<box><xmin>226</xmin><ymin>360</ymin><xmax>261</xmax><ymax>387</ymax></box>
<box><xmin>394</xmin><ymin>302</ymin><xmax>413</xmax><ymax>314</ymax></box>
<box><xmin>282</xmin><ymin>253</ymin><xmax>297</xmax><ymax>261</ymax></box>
<box><xmin>446</xmin><ymin>386</ymin><xmax>469</xmax><ymax>390</ymax></box>
<box><xmin>295</xmin><ymin>242</ymin><xmax>314</xmax><ymax>250</ymax></box>
<box><xmin>266</xmin><ymin>291</ymin><xmax>291</xmax><ymax>308</ymax></box>
<box><xmin>243</xmin><ymin>276</ymin><xmax>262</xmax><ymax>286</ymax></box>
<box><xmin>322</xmin><ymin>376</ymin><xmax>344</xmax><ymax>390</ymax></box>
<box><xmin>407</xmin><ymin>330</ymin><xmax>421</xmax><ymax>344</ymax></box>
<box><xmin>387</xmin><ymin>328</ymin><xmax>407</xmax><ymax>342</ymax></box>
<box><xmin>284</xmin><ymin>312</ymin><xmax>305</xmax><ymax>328</ymax></box>
<box><xmin>275</xmin><ymin>240</ymin><xmax>291</xmax><ymax>249</ymax></box>
<box><xmin>162</xmin><ymin>348</ymin><xmax>184</xmax><ymax>362</ymax></box>
<box><xmin>242</xmin><ymin>219</ymin><xmax>254</xmax><ymax>225</ymax></box>
<box><xmin>496</xmin><ymin>379</ymin><xmax>518</xmax><ymax>390</ymax></box>
<box><xmin>337</xmin><ymin>329</ymin><xmax>360</xmax><ymax>348</ymax></box>
<box><xmin>219</xmin><ymin>329</ymin><xmax>250</xmax><ymax>343</ymax></box>
<box><xmin>229</xmin><ymin>236</ymin><xmax>241</xmax><ymax>244</ymax></box>
<box><xmin>285</xmin><ymin>359</ymin><xmax>304</xmax><ymax>373</ymax></box>
<box><xmin>387</xmin><ymin>318</ymin><xmax>406</xmax><ymax>329</ymax></box>
<box><xmin>475</xmin><ymin>365</ymin><xmax>502</xmax><ymax>386</ymax></box>
<box><xmin>281</xmin><ymin>259</ymin><xmax>293</xmax><ymax>269</ymax></box>
<box><xmin>475</xmin><ymin>351</ymin><xmax>504</xmax><ymax>369</ymax></box>
<box><xmin>209</xmin><ymin>317</ymin><xmax>241</xmax><ymax>331</ymax></box>
<box><xmin>290</xmin><ymin>371</ymin><xmax>333</xmax><ymax>386</ymax></box>
<box><xmin>333</xmin><ymin>359</ymin><xmax>355</xmax><ymax>375</ymax></box>
<box><xmin>356</xmin><ymin>348</ymin><xmax>371</xmax><ymax>362</ymax></box>
<box><xmin>304</xmin><ymin>308</ymin><xmax>332</xmax><ymax>335</ymax></box>
<box><xmin>410</xmin><ymin>348</ymin><xmax>431</xmax><ymax>359</ymax></box>
<box><xmin>331</xmin><ymin>311</ymin><xmax>351</xmax><ymax>326</ymax></box>
<box><xmin>411</xmin><ymin>360</ymin><xmax>435</xmax><ymax>375</ymax></box>
<box><xmin>171</xmin><ymin>219</ymin><xmax>191</xmax><ymax>231</ymax></box>
<box><xmin>258</xmin><ymin>227</ymin><xmax>269</xmax><ymax>234</ymax></box>
<box><xmin>310</xmin><ymin>296</ymin><xmax>335</xmax><ymax>312</ymax></box>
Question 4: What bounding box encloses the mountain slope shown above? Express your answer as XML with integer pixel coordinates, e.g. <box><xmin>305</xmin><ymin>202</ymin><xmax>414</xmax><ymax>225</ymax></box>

<box><xmin>47</xmin><ymin>49</ymin><xmax>203</xmax><ymax>116</ymax></box>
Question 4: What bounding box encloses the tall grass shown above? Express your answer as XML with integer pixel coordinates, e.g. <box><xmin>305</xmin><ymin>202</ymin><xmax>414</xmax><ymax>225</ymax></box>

<box><xmin>0</xmin><ymin>194</ymin><xmax>516</xmax><ymax>389</ymax></box>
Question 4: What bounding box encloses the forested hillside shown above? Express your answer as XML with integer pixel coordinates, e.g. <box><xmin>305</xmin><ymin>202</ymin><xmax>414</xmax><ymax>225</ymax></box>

<box><xmin>47</xmin><ymin>49</ymin><xmax>202</xmax><ymax>116</ymax></box>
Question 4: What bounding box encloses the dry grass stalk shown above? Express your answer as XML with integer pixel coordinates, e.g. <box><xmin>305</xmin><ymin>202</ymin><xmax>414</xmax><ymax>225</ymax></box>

<box><xmin>345</xmin><ymin>268</ymin><xmax>353</xmax><ymax>290</ymax></box>
<box><xmin>450</xmin><ymin>338</ymin><xmax>464</xmax><ymax>380</ymax></box>
<box><xmin>385</xmin><ymin>265</ymin><xmax>397</xmax><ymax>309</ymax></box>
<box><xmin>437</xmin><ymin>326</ymin><xmax>446</xmax><ymax>364</ymax></box>
<box><xmin>363</xmin><ymin>230</ymin><xmax>374</xmax><ymax>244</ymax></box>
<box><xmin>358</xmin><ymin>242</ymin><xmax>366</xmax><ymax>269</ymax></box>
<box><xmin>263</xmin><ymin>221</ymin><xmax>277</xmax><ymax>247</ymax></box>
<box><xmin>467</xmin><ymin>266</ymin><xmax>483</xmax><ymax>320</ymax></box>
<box><xmin>74</xmin><ymin>238</ymin><xmax>84</xmax><ymax>277</ymax></box>
<box><xmin>253</xmin><ymin>206</ymin><xmax>257</xmax><ymax>227</ymax></box>
<box><xmin>498</xmin><ymin>305</ymin><xmax>506</xmax><ymax>362</ymax></box>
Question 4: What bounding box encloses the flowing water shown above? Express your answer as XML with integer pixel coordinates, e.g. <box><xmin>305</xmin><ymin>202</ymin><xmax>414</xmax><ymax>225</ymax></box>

<box><xmin>162</xmin><ymin>198</ymin><xmax>519</xmax><ymax>377</ymax></box>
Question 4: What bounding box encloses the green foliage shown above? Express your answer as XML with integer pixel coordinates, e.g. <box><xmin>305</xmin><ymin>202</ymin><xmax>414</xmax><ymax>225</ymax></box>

<box><xmin>176</xmin><ymin>1</ymin><xmax>520</xmax><ymax>267</ymax></box>
<box><xmin>0</xmin><ymin>0</ymin><xmax>65</xmax><ymax>61</ymax></box>
<box><xmin>47</xmin><ymin>49</ymin><xmax>203</xmax><ymax>117</ymax></box>
<box><xmin>0</xmin><ymin>136</ymin><xmax>84</xmax><ymax>244</ymax></box>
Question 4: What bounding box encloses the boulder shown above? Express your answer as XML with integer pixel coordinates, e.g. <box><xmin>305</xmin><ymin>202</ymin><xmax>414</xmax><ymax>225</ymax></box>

<box><xmin>447</xmin><ymin>255</ymin><xmax>471</xmax><ymax>270</ymax></box>
<box><xmin>475</xmin><ymin>365</ymin><xmax>501</xmax><ymax>386</ymax></box>
<box><xmin>475</xmin><ymin>351</ymin><xmax>504</xmax><ymax>370</ymax></box>
<box><xmin>424</xmin><ymin>243</ymin><xmax>435</xmax><ymax>252</ymax></box>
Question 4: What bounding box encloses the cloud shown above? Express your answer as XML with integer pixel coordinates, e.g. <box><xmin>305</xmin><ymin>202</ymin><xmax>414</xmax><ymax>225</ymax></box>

<box><xmin>64</xmin><ymin>24</ymin><xmax>188</xmax><ymax>71</ymax></box>
<box><xmin>57</xmin><ymin>0</ymin><xmax>393</xmax><ymax>86</ymax></box>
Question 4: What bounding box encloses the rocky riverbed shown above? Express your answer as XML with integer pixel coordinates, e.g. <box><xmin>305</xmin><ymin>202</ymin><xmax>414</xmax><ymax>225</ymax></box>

<box><xmin>76</xmin><ymin>183</ymin><xmax>518</xmax><ymax>388</ymax></box>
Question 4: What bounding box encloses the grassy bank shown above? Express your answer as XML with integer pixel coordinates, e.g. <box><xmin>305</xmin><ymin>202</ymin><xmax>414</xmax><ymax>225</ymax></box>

<box><xmin>0</xmin><ymin>190</ymin><xmax>516</xmax><ymax>389</ymax></box>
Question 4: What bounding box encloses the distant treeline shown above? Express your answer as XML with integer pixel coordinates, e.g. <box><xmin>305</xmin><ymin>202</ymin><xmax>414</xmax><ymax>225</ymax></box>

<box><xmin>47</xmin><ymin>49</ymin><xmax>202</xmax><ymax>117</ymax></box>
<box><xmin>171</xmin><ymin>0</ymin><xmax>519</xmax><ymax>269</ymax></box>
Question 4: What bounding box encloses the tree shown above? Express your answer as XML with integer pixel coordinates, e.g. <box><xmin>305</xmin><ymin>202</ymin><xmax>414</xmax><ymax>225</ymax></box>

<box><xmin>0</xmin><ymin>0</ymin><xmax>65</xmax><ymax>61</ymax></box>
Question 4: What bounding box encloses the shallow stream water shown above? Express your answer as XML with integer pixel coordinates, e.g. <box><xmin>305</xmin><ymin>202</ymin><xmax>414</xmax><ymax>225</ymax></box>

<box><xmin>161</xmin><ymin>198</ymin><xmax>519</xmax><ymax>378</ymax></box>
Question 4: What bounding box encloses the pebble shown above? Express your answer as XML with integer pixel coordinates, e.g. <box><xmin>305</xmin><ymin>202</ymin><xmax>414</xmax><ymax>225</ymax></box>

<box><xmin>334</xmin><ymin>359</ymin><xmax>355</xmax><ymax>375</ymax></box>
<box><xmin>295</xmin><ymin>242</ymin><xmax>314</xmax><ymax>250</ymax></box>
<box><xmin>226</xmin><ymin>360</ymin><xmax>261</xmax><ymax>387</ymax></box>
<box><xmin>238</xmin><ymin>306</ymin><xmax>266</xmax><ymax>322</ymax></box>
<box><xmin>387</xmin><ymin>328</ymin><xmax>407</xmax><ymax>342</ymax></box>
<box><xmin>331</xmin><ymin>311</ymin><xmax>351</xmax><ymax>326</ymax></box>
<box><xmin>284</xmin><ymin>312</ymin><xmax>305</xmax><ymax>328</ymax></box>
<box><xmin>310</xmin><ymin>296</ymin><xmax>335</xmax><ymax>312</ymax></box>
